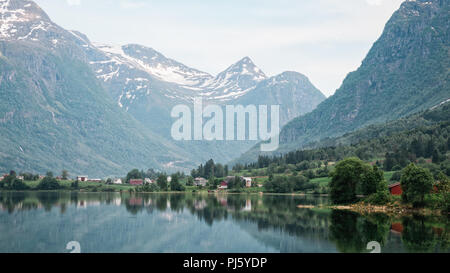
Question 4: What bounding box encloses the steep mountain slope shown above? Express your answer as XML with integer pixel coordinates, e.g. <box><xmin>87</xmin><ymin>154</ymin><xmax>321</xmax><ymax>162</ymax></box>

<box><xmin>0</xmin><ymin>0</ymin><xmax>188</xmax><ymax>176</ymax></box>
<box><xmin>305</xmin><ymin>100</ymin><xmax>450</xmax><ymax>152</ymax></box>
<box><xmin>236</xmin><ymin>71</ymin><xmax>326</xmax><ymax>125</ymax></box>
<box><xmin>236</xmin><ymin>0</ymin><xmax>449</xmax><ymax>164</ymax></box>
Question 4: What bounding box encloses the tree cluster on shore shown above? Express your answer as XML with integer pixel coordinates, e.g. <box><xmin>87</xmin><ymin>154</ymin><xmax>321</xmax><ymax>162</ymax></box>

<box><xmin>329</xmin><ymin>158</ymin><xmax>449</xmax><ymax>211</ymax></box>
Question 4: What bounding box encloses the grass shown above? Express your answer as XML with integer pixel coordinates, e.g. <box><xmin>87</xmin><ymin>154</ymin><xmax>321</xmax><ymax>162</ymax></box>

<box><xmin>310</xmin><ymin>177</ymin><xmax>331</xmax><ymax>187</ymax></box>
<box><xmin>384</xmin><ymin>171</ymin><xmax>396</xmax><ymax>183</ymax></box>
<box><xmin>22</xmin><ymin>180</ymin><xmax>135</xmax><ymax>192</ymax></box>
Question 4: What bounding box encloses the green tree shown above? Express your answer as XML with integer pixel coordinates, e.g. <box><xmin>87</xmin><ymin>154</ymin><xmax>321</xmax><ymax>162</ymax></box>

<box><xmin>37</xmin><ymin>174</ymin><xmax>61</xmax><ymax>190</ymax></box>
<box><xmin>330</xmin><ymin>158</ymin><xmax>368</xmax><ymax>204</ymax></box>
<box><xmin>61</xmin><ymin>170</ymin><xmax>69</xmax><ymax>180</ymax></box>
<box><xmin>400</xmin><ymin>163</ymin><xmax>433</xmax><ymax>207</ymax></box>
<box><xmin>432</xmin><ymin>149</ymin><xmax>441</xmax><ymax>163</ymax></box>
<box><xmin>1</xmin><ymin>174</ymin><xmax>29</xmax><ymax>190</ymax></box>
<box><xmin>384</xmin><ymin>153</ymin><xmax>395</xmax><ymax>171</ymax></box>
<box><xmin>186</xmin><ymin>176</ymin><xmax>194</xmax><ymax>186</ymax></box>
<box><xmin>126</xmin><ymin>169</ymin><xmax>142</xmax><ymax>183</ymax></box>
<box><xmin>157</xmin><ymin>174</ymin><xmax>168</xmax><ymax>191</ymax></box>
<box><xmin>360</xmin><ymin>165</ymin><xmax>384</xmax><ymax>196</ymax></box>
<box><xmin>366</xmin><ymin>178</ymin><xmax>390</xmax><ymax>205</ymax></box>
<box><xmin>170</xmin><ymin>175</ymin><xmax>185</xmax><ymax>191</ymax></box>
<box><xmin>435</xmin><ymin>172</ymin><xmax>450</xmax><ymax>212</ymax></box>
<box><xmin>71</xmin><ymin>180</ymin><xmax>79</xmax><ymax>189</ymax></box>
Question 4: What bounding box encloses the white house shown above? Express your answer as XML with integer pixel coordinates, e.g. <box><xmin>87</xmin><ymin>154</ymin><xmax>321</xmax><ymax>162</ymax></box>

<box><xmin>194</xmin><ymin>177</ymin><xmax>207</xmax><ymax>187</ymax></box>
<box><xmin>243</xmin><ymin>177</ymin><xmax>252</xmax><ymax>188</ymax></box>
<box><xmin>77</xmin><ymin>175</ymin><xmax>88</xmax><ymax>182</ymax></box>
<box><xmin>144</xmin><ymin>178</ymin><xmax>154</xmax><ymax>184</ymax></box>
<box><xmin>89</xmin><ymin>179</ymin><xmax>102</xmax><ymax>183</ymax></box>
<box><xmin>113</xmin><ymin>178</ymin><xmax>123</xmax><ymax>185</ymax></box>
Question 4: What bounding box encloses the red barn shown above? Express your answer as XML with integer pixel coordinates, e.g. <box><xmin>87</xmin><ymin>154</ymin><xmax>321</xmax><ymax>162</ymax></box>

<box><xmin>391</xmin><ymin>222</ymin><xmax>404</xmax><ymax>234</ymax></box>
<box><xmin>219</xmin><ymin>181</ymin><xmax>228</xmax><ymax>190</ymax></box>
<box><xmin>129</xmin><ymin>179</ymin><xmax>143</xmax><ymax>185</ymax></box>
<box><xmin>389</xmin><ymin>182</ymin><xmax>402</xmax><ymax>195</ymax></box>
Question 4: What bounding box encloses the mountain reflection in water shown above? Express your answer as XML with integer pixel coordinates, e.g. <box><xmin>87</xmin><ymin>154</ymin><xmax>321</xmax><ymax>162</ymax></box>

<box><xmin>0</xmin><ymin>192</ymin><xmax>448</xmax><ymax>253</ymax></box>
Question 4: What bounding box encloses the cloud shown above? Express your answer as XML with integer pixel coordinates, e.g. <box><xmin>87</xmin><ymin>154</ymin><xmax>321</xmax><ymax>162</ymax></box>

<box><xmin>66</xmin><ymin>0</ymin><xmax>81</xmax><ymax>6</ymax></box>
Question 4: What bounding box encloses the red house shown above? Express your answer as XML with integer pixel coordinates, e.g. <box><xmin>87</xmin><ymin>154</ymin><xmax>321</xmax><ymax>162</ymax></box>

<box><xmin>391</xmin><ymin>222</ymin><xmax>404</xmax><ymax>234</ymax></box>
<box><xmin>389</xmin><ymin>182</ymin><xmax>402</xmax><ymax>195</ymax></box>
<box><xmin>129</xmin><ymin>179</ymin><xmax>143</xmax><ymax>185</ymax></box>
<box><xmin>219</xmin><ymin>181</ymin><xmax>228</xmax><ymax>190</ymax></box>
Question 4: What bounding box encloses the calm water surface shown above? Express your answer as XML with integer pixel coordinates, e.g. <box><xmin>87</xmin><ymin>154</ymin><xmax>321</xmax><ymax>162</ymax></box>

<box><xmin>0</xmin><ymin>192</ymin><xmax>448</xmax><ymax>253</ymax></box>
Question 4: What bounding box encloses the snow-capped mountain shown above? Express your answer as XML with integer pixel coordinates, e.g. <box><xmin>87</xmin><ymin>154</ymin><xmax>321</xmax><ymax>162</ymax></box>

<box><xmin>94</xmin><ymin>43</ymin><xmax>214</xmax><ymax>88</ymax></box>
<box><xmin>202</xmin><ymin>56</ymin><xmax>268</xmax><ymax>99</ymax></box>
<box><xmin>0</xmin><ymin>0</ymin><xmax>50</xmax><ymax>40</ymax></box>
<box><xmin>0</xmin><ymin>0</ymin><xmax>89</xmax><ymax>55</ymax></box>
<box><xmin>90</xmin><ymin>43</ymin><xmax>270</xmax><ymax>104</ymax></box>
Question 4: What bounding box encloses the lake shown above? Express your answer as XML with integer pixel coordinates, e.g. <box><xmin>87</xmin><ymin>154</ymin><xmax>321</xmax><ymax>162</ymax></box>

<box><xmin>0</xmin><ymin>192</ymin><xmax>448</xmax><ymax>253</ymax></box>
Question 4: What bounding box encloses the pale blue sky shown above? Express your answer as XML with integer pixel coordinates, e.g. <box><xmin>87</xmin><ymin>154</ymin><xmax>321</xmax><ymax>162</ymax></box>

<box><xmin>34</xmin><ymin>0</ymin><xmax>404</xmax><ymax>96</ymax></box>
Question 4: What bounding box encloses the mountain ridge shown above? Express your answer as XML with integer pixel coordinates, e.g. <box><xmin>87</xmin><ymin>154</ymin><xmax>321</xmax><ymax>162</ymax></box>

<box><xmin>235</xmin><ymin>0</ymin><xmax>449</xmax><ymax>164</ymax></box>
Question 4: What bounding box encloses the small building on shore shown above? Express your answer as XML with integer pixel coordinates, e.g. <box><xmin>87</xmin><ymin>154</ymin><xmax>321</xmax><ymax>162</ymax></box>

<box><xmin>194</xmin><ymin>177</ymin><xmax>207</xmax><ymax>187</ymax></box>
<box><xmin>243</xmin><ymin>177</ymin><xmax>252</xmax><ymax>188</ymax></box>
<box><xmin>391</xmin><ymin>222</ymin><xmax>404</xmax><ymax>234</ymax></box>
<box><xmin>113</xmin><ymin>178</ymin><xmax>123</xmax><ymax>185</ymax></box>
<box><xmin>77</xmin><ymin>176</ymin><xmax>88</xmax><ymax>182</ymax></box>
<box><xmin>389</xmin><ymin>182</ymin><xmax>402</xmax><ymax>196</ymax></box>
<box><xmin>129</xmin><ymin>179</ymin><xmax>143</xmax><ymax>185</ymax></box>
<box><xmin>89</xmin><ymin>179</ymin><xmax>102</xmax><ymax>183</ymax></box>
<box><xmin>219</xmin><ymin>181</ymin><xmax>228</xmax><ymax>190</ymax></box>
<box><xmin>144</xmin><ymin>178</ymin><xmax>155</xmax><ymax>184</ymax></box>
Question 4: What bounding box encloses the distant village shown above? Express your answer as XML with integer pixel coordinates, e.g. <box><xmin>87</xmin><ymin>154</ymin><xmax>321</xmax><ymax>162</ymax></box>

<box><xmin>75</xmin><ymin>175</ymin><xmax>256</xmax><ymax>190</ymax></box>
<box><xmin>0</xmin><ymin>172</ymin><xmax>257</xmax><ymax>191</ymax></box>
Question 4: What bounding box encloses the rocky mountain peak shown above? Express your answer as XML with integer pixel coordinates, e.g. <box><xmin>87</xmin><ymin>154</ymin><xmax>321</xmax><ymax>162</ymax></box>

<box><xmin>0</xmin><ymin>0</ymin><xmax>52</xmax><ymax>39</ymax></box>
<box><xmin>206</xmin><ymin>56</ymin><xmax>267</xmax><ymax>93</ymax></box>
<box><xmin>225</xmin><ymin>56</ymin><xmax>266</xmax><ymax>80</ymax></box>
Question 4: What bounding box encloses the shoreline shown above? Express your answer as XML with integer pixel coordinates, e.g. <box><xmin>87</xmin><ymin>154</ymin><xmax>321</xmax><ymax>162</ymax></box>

<box><xmin>297</xmin><ymin>203</ymin><xmax>448</xmax><ymax>216</ymax></box>
<box><xmin>0</xmin><ymin>189</ymin><xmax>329</xmax><ymax>197</ymax></box>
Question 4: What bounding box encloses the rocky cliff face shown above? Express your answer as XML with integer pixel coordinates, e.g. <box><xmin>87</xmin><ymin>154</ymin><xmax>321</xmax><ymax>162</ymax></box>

<box><xmin>236</xmin><ymin>0</ymin><xmax>449</xmax><ymax>163</ymax></box>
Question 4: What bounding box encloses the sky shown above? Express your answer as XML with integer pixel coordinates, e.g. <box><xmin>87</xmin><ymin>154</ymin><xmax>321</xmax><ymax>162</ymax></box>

<box><xmin>34</xmin><ymin>0</ymin><xmax>405</xmax><ymax>97</ymax></box>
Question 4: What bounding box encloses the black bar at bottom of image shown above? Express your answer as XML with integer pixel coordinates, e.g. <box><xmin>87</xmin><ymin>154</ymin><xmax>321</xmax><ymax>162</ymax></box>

<box><xmin>0</xmin><ymin>253</ymin><xmax>447</xmax><ymax>272</ymax></box>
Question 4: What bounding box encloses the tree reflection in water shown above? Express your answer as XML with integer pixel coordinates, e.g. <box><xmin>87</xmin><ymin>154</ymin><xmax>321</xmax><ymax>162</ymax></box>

<box><xmin>0</xmin><ymin>192</ymin><xmax>448</xmax><ymax>253</ymax></box>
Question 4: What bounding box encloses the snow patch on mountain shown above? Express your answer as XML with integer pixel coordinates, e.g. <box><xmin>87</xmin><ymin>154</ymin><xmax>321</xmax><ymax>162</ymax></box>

<box><xmin>94</xmin><ymin>43</ymin><xmax>213</xmax><ymax>87</ymax></box>
<box><xmin>0</xmin><ymin>0</ymin><xmax>51</xmax><ymax>40</ymax></box>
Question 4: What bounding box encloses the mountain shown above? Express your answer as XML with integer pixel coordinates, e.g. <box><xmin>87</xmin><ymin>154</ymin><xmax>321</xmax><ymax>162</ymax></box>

<box><xmin>0</xmin><ymin>0</ymin><xmax>189</xmax><ymax>176</ymax></box>
<box><xmin>86</xmin><ymin>43</ymin><xmax>325</xmax><ymax>166</ymax></box>
<box><xmin>236</xmin><ymin>71</ymin><xmax>326</xmax><ymax>125</ymax></box>
<box><xmin>0</xmin><ymin>0</ymin><xmax>326</xmax><ymax>174</ymax></box>
<box><xmin>305</xmin><ymin>99</ymin><xmax>450</xmax><ymax>152</ymax></box>
<box><xmin>205</xmin><ymin>56</ymin><xmax>268</xmax><ymax>100</ymax></box>
<box><xmin>235</xmin><ymin>0</ymin><xmax>450</xmax><ymax>164</ymax></box>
